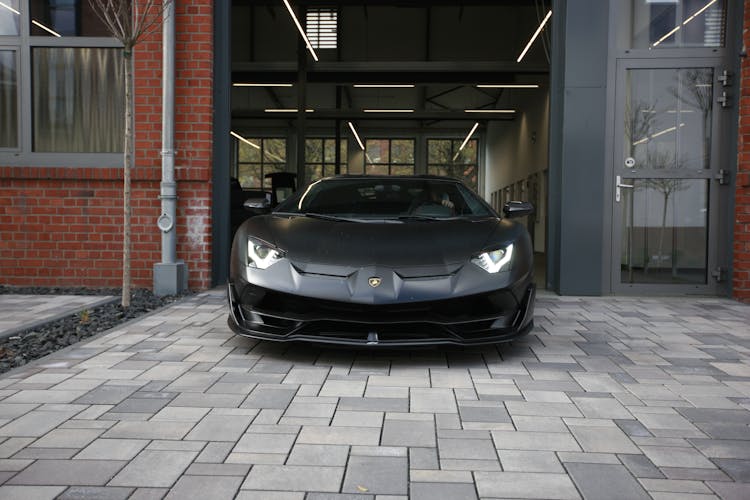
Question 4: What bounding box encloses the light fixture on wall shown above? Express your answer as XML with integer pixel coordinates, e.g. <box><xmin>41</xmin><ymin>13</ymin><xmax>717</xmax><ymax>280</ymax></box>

<box><xmin>282</xmin><ymin>0</ymin><xmax>319</xmax><ymax>61</ymax></box>
<box><xmin>230</xmin><ymin>131</ymin><xmax>260</xmax><ymax>149</ymax></box>
<box><xmin>347</xmin><ymin>122</ymin><xmax>365</xmax><ymax>150</ymax></box>
<box><xmin>517</xmin><ymin>10</ymin><xmax>551</xmax><ymax>62</ymax></box>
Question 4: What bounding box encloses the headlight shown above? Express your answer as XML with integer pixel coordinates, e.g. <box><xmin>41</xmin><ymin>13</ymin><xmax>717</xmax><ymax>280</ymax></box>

<box><xmin>247</xmin><ymin>238</ymin><xmax>284</xmax><ymax>269</ymax></box>
<box><xmin>471</xmin><ymin>244</ymin><xmax>514</xmax><ymax>273</ymax></box>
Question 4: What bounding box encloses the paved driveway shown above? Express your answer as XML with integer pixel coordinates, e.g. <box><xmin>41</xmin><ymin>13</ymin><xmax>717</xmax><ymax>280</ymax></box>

<box><xmin>0</xmin><ymin>290</ymin><xmax>748</xmax><ymax>499</ymax></box>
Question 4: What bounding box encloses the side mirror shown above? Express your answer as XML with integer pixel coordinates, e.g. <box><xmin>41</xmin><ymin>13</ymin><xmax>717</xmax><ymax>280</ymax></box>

<box><xmin>503</xmin><ymin>200</ymin><xmax>534</xmax><ymax>218</ymax></box>
<box><xmin>243</xmin><ymin>197</ymin><xmax>271</xmax><ymax>212</ymax></box>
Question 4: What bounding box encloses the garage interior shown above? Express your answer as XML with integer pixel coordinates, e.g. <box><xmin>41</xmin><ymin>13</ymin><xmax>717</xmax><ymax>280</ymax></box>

<box><xmin>229</xmin><ymin>0</ymin><xmax>552</xmax><ymax>286</ymax></box>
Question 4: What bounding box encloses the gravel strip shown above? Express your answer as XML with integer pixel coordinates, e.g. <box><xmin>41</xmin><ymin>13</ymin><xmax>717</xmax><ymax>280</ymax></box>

<box><xmin>0</xmin><ymin>287</ymin><xmax>190</xmax><ymax>374</ymax></box>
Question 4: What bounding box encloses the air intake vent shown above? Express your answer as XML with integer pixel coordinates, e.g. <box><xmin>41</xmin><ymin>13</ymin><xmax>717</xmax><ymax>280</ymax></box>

<box><xmin>306</xmin><ymin>8</ymin><xmax>337</xmax><ymax>49</ymax></box>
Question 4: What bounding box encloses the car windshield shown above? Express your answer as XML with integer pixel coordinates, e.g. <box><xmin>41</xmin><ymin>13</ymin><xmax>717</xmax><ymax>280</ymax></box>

<box><xmin>274</xmin><ymin>177</ymin><xmax>495</xmax><ymax>220</ymax></box>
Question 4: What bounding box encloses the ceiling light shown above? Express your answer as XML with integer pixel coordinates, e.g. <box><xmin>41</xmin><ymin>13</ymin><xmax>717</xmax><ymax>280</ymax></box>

<box><xmin>632</xmin><ymin>123</ymin><xmax>685</xmax><ymax>146</ymax></box>
<box><xmin>476</xmin><ymin>84</ymin><xmax>540</xmax><ymax>89</ymax></box>
<box><xmin>363</xmin><ymin>109</ymin><xmax>414</xmax><ymax>113</ymax></box>
<box><xmin>464</xmin><ymin>109</ymin><xmax>516</xmax><ymax>114</ymax></box>
<box><xmin>264</xmin><ymin>108</ymin><xmax>314</xmax><ymax>113</ymax></box>
<box><xmin>32</xmin><ymin>19</ymin><xmax>62</xmax><ymax>37</ymax></box>
<box><xmin>233</xmin><ymin>83</ymin><xmax>293</xmax><ymax>87</ymax></box>
<box><xmin>651</xmin><ymin>0</ymin><xmax>717</xmax><ymax>47</ymax></box>
<box><xmin>282</xmin><ymin>0</ymin><xmax>319</xmax><ymax>62</ymax></box>
<box><xmin>454</xmin><ymin>122</ymin><xmax>479</xmax><ymax>161</ymax></box>
<box><xmin>353</xmin><ymin>84</ymin><xmax>415</xmax><ymax>88</ymax></box>
<box><xmin>347</xmin><ymin>122</ymin><xmax>365</xmax><ymax>151</ymax></box>
<box><xmin>517</xmin><ymin>10</ymin><xmax>552</xmax><ymax>62</ymax></box>
<box><xmin>230</xmin><ymin>131</ymin><xmax>260</xmax><ymax>149</ymax></box>
<box><xmin>0</xmin><ymin>2</ymin><xmax>20</xmax><ymax>15</ymax></box>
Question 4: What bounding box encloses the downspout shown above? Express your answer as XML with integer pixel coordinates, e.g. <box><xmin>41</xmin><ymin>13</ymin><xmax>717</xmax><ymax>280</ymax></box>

<box><xmin>154</xmin><ymin>0</ymin><xmax>187</xmax><ymax>295</ymax></box>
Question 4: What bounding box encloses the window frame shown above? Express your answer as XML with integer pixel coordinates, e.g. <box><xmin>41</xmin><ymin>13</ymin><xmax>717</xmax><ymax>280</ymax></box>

<box><xmin>234</xmin><ymin>136</ymin><xmax>288</xmax><ymax>189</ymax></box>
<box><xmin>0</xmin><ymin>46</ymin><xmax>20</xmax><ymax>151</ymax></box>
<box><xmin>363</xmin><ymin>138</ymin><xmax>415</xmax><ymax>176</ymax></box>
<box><xmin>304</xmin><ymin>137</ymin><xmax>348</xmax><ymax>181</ymax></box>
<box><xmin>0</xmin><ymin>1</ymin><xmax>123</xmax><ymax>166</ymax></box>
<box><xmin>426</xmin><ymin>138</ymin><xmax>480</xmax><ymax>192</ymax></box>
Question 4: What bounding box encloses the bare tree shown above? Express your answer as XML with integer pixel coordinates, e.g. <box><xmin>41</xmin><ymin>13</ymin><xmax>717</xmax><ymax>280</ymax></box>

<box><xmin>88</xmin><ymin>0</ymin><xmax>172</xmax><ymax>307</ymax></box>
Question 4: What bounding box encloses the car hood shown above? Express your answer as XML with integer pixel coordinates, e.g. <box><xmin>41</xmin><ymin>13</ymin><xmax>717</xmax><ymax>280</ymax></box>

<box><xmin>256</xmin><ymin>215</ymin><xmax>504</xmax><ymax>271</ymax></box>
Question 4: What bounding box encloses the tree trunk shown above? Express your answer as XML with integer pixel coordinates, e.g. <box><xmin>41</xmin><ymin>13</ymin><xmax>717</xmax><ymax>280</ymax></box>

<box><xmin>122</xmin><ymin>48</ymin><xmax>133</xmax><ymax>308</ymax></box>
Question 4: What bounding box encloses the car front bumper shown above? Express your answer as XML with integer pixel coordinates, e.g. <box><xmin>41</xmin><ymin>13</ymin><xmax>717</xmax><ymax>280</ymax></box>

<box><xmin>227</xmin><ymin>278</ymin><xmax>535</xmax><ymax>347</ymax></box>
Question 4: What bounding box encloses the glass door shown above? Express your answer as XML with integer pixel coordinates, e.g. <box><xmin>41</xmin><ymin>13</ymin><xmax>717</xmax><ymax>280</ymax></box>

<box><xmin>612</xmin><ymin>60</ymin><xmax>727</xmax><ymax>293</ymax></box>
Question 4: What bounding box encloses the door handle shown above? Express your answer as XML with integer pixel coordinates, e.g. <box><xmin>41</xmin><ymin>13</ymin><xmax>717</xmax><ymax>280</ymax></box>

<box><xmin>616</xmin><ymin>175</ymin><xmax>634</xmax><ymax>202</ymax></box>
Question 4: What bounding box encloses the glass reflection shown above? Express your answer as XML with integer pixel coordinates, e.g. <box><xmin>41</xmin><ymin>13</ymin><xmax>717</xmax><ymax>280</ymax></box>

<box><xmin>631</xmin><ymin>0</ymin><xmax>726</xmax><ymax>49</ymax></box>
<box><xmin>0</xmin><ymin>50</ymin><xmax>17</xmax><ymax>148</ymax></box>
<box><xmin>0</xmin><ymin>0</ymin><xmax>20</xmax><ymax>35</ymax></box>
<box><xmin>620</xmin><ymin>178</ymin><xmax>708</xmax><ymax>284</ymax></box>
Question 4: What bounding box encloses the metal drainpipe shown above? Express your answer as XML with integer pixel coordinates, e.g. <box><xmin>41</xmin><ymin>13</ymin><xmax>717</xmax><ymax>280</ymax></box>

<box><xmin>159</xmin><ymin>0</ymin><xmax>176</xmax><ymax>264</ymax></box>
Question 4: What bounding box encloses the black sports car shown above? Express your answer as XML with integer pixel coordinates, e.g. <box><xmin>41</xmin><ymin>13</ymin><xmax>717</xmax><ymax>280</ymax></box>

<box><xmin>227</xmin><ymin>175</ymin><xmax>535</xmax><ymax>346</ymax></box>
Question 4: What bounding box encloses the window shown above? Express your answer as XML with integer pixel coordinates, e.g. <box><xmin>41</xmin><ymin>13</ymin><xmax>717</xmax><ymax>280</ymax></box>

<box><xmin>33</xmin><ymin>47</ymin><xmax>123</xmax><ymax>152</ymax></box>
<box><xmin>235</xmin><ymin>137</ymin><xmax>287</xmax><ymax>189</ymax></box>
<box><xmin>365</xmin><ymin>139</ymin><xmax>414</xmax><ymax>176</ymax></box>
<box><xmin>427</xmin><ymin>139</ymin><xmax>479</xmax><ymax>191</ymax></box>
<box><xmin>306</xmin><ymin>8</ymin><xmax>337</xmax><ymax>49</ymax></box>
<box><xmin>305</xmin><ymin>138</ymin><xmax>347</xmax><ymax>181</ymax></box>
<box><xmin>0</xmin><ymin>50</ymin><xmax>18</xmax><ymax>148</ymax></box>
<box><xmin>0</xmin><ymin>1</ymin><xmax>123</xmax><ymax>162</ymax></box>
<box><xmin>631</xmin><ymin>0</ymin><xmax>727</xmax><ymax>49</ymax></box>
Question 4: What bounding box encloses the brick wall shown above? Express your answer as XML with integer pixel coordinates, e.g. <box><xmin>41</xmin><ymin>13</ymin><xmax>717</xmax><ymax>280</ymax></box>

<box><xmin>736</xmin><ymin>1</ymin><xmax>750</xmax><ymax>301</ymax></box>
<box><xmin>0</xmin><ymin>0</ymin><xmax>214</xmax><ymax>291</ymax></box>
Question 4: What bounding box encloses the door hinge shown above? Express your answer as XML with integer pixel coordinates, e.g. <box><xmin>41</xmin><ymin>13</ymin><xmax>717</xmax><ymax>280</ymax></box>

<box><xmin>718</xmin><ymin>69</ymin><xmax>732</xmax><ymax>87</ymax></box>
<box><xmin>717</xmin><ymin>91</ymin><xmax>730</xmax><ymax>108</ymax></box>
<box><xmin>715</xmin><ymin>169</ymin><xmax>730</xmax><ymax>185</ymax></box>
<box><xmin>711</xmin><ymin>267</ymin><xmax>726</xmax><ymax>283</ymax></box>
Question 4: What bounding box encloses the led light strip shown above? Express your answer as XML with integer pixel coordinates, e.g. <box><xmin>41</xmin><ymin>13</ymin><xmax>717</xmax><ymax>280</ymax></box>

<box><xmin>347</xmin><ymin>121</ymin><xmax>365</xmax><ymax>150</ymax></box>
<box><xmin>353</xmin><ymin>84</ymin><xmax>415</xmax><ymax>88</ymax></box>
<box><xmin>362</xmin><ymin>109</ymin><xmax>414</xmax><ymax>113</ymax></box>
<box><xmin>517</xmin><ymin>10</ymin><xmax>552</xmax><ymax>62</ymax></box>
<box><xmin>230</xmin><ymin>131</ymin><xmax>261</xmax><ymax>149</ymax></box>
<box><xmin>282</xmin><ymin>0</ymin><xmax>319</xmax><ymax>62</ymax></box>
<box><xmin>233</xmin><ymin>83</ymin><xmax>293</xmax><ymax>87</ymax></box>
<box><xmin>464</xmin><ymin>109</ymin><xmax>516</xmax><ymax>114</ymax></box>
<box><xmin>0</xmin><ymin>1</ymin><xmax>20</xmax><ymax>15</ymax></box>
<box><xmin>476</xmin><ymin>84</ymin><xmax>540</xmax><ymax>89</ymax></box>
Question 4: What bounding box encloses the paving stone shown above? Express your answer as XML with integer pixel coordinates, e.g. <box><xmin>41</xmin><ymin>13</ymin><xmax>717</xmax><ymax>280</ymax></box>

<box><xmin>410</xmin><ymin>482</ymin><xmax>477</xmax><ymax>500</ymax></box>
<box><xmin>410</xmin><ymin>388</ymin><xmax>457</xmax><ymax>413</ymax></box>
<box><xmin>565</xmin><ymin>463</ymin><xmax>650</xmax><ymax>500</ymax></box>
<box><xmin>109</xmin><ymin>450</ymin><xmax>198</xmax><ymax>488</ymax></box>
<box><xmin>286</xmin><ymin>444</ymin><xmax>350</xmax><ymax>466</ymax></box>
<box><xmin>381</xmin><ymin>419</ymin><xmax>435</xmax><ymax>447</ymax></box>
<box><xmin>569</xmin><ymin>425</ymin><xmax>640</xmax><ymax>454</ymax></box>
<box><xmin>342</xmin><ymin>456</ymin><xmax>408</xmax><ymax>495</ymax></box>
<box><xmin>195</xmin><ymin>442</ymin><xmax>234</xmax><ymax>464</ymax></box>
<box><xmin>233</xmin><ymin>432</ymin><xmax>296</xmax><ymax>454</ymax></box>
<box><xmin>498</xmin><ymin>449</ymin><xmax>564</xmax><ymax>472</ymax></box>
<box><xmin>337</xmin><ymin>397</ymin><xmax>408</xmax><ymax>412</ymax></box>
<box><xmin>618</xmin><ymin>453</ymin><xmax>665</xmax><ymax>479</ymax></box>
<box><xmin>474</xmin><ymin>471</ymin><xmax>580</xmax><ymax>499</ymax></box>
<box><xmin>706</xmin><ymin>481</ymin><xmax>750</xmax><ymax>500</ymax></box>
<box><xmin>241</xmin><ymin>465</ymin><xmax>344</xmax><ymax>492</ymax></box>
<box><xmin>185</xmin><ymin>413</ymin><xmax>253</xmax><ymax>442</ymax></box>
<box><xmin>690</xmin><ymin>438</ymin><xmax>750</xmax><ymax>459</ymax></box>
<box><xmin>713</xmin><ymin>458</ymin><xmax>750</xmax><ymax>482</ymax></box>
<box><xmin>30</xmin><ymin>428</ymin><xmax>102</xmax><ymax>449</ymax></box>
<box><xmin>8</xmin><ymin>459</ymin><xmax>126</xmax><ymax>486</ymax></box>
<box><xmin>0</xmin><ymin>409</ymin><xmax>78</xmax><ymax>437</ymax></box>
<box><xmin>0</xmin><ymin>486</ymin><xmax>67</xmax><ymax>500</ymax></box>
<box><xmin>458</xmin><ymin>404</ymin><xmax>511</xmax><ymax>423</ymax></box>
<box><xmin>640</xmin><ymin>446</ymin><xmax>717</xmax><ymax>469</ymax></box>
<box><xmin>58</xmin><ymin>486</ymin><xmax>134</xmax><ymax>500</ymax></box>
<box><xmin>331</xmin><ymin>410</ymin><xmax>383</xmax><ymax>427</ymax></box>
<box><xmin>164</xmin><ymin>475</ymin><xmax>242</xmax><ymax>500</ymax></box>
<box><xmin>74</xmin><ymin>385</ymin><xmax>140</xmax><ymax>405</ymax></box>
<box><xmin>297</xmin><ymin>425</ymin><xmax>380</xmax><ymax>445</ymax></box>
<box><xmin>491</xmin><ymin>430</ymin><xmax>581</xmax><ymax>452</ymax></box>
<box><xmin>409</xmin><ymin>447</ymin><xmax>439</xmax><ymax>469</ymax></box>
<box><xmin>319</xmin><ymin>380</ymin><xmax>366</xmax><ymax>397</ymax></box>
<box><xmin>242</xmin><ymin>386</ymin><xmax>298</xmax><ymax>409</ymax></box>
<box><xmin>103</xmin><ymin>421</ymin><xmax>194</xmax><ymax>440</ymax></box>
<box><xmin>74</xmin><ymin>438</ymin><xmax>148</xmax><ymax>461</ymax></box>
<box><xmin>438</xmin><ymin>437</ymin><xmax>496</xmax><ymax>460</ymax></box>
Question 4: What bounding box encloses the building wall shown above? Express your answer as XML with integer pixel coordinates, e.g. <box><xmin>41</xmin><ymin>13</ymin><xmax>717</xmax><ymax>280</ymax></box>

<box><xmin>736</xmin><ymin>0</ymin><xmax>750</xmax><ymax>301</ymax></box>
<box><xmin>0</xmin><ymin>1</ymin><xmax>214</xmax><ymax>290</ymax></box>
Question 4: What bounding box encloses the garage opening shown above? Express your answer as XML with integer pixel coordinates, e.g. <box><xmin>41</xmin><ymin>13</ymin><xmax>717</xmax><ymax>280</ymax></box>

<box><xmin>227</xmin><ymin>0</ymin><xmax>552</xmax><ymax>287</ymax></box>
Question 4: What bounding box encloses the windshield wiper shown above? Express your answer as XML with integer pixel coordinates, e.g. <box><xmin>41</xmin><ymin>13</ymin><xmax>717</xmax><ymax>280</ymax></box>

<box><xmin>396</xmin><ymin>215</ymin><xmax>468</xmax><ymax>222</ymax></box>
<box><xmin>276</xmin><ymin>212</ymin><xmax>360</xmax><ymax>222</ymax></box>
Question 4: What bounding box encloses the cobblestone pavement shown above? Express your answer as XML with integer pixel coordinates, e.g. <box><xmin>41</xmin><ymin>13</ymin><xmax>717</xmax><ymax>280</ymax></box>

<box><xmin>0</xmin><ymin>289</ymin><xmax>748</xmax><ymax>499</ymax></box>
<box><xmin>0</xmin><ymin>295</ymin><xmax>117</xmax><ymax>339</ymax></box>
